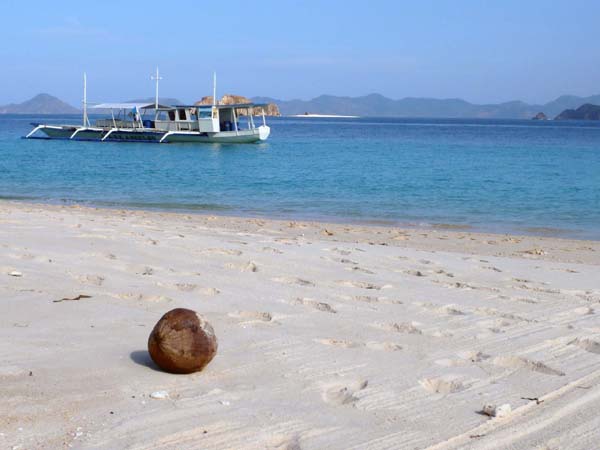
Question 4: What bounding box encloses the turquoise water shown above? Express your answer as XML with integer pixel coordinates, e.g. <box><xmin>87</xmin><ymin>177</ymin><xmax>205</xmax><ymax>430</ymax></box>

<box><xmin>1</xmin><ymin>115</ymin><xmax>600</xmax><ymax>239</ymax></box>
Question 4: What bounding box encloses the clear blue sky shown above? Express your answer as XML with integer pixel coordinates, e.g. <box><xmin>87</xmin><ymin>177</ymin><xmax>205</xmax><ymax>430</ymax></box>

<box><xmin>1</xmin><ymin>0</ymin><xmax>598</xmax><ymax>106</ymax></box>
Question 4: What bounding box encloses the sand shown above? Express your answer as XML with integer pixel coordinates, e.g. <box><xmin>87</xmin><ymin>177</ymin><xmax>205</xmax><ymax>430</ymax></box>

<box><xmin>1</xmin><ymin>200</ymin><xmax>599</xmax><ymax>449</ymax></box>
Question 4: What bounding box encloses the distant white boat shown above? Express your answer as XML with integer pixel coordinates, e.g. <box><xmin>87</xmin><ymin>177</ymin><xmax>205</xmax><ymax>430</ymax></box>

<box><xmin>290</xmin><ymin>113</ymin><xmax>359</xmax><ymax>118</ymax></box>
<box><xmin>25</xmin><ymin>70</ymin><xmax>271</xmax><ymax>144</ymax></box>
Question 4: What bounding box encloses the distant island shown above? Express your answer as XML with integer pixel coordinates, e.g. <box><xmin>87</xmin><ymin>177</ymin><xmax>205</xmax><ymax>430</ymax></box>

<box><xmin>0</xmin><ymin>93</ymin><xmax>79</xmax><ymax>114</ymax></box>
<box><xmin>555</xmin><ymin>103</ymin><xmax>600</xmax><ymax>120</ymax></box>
<box><xmin>3</xmin><ymin>92</ymin><xmax>600</xmax><ymax>119</ymax></box>
<box><xmin>252</xmin><ymin>93</ymin><xmax>600</xmax><ymax>119</ymax></box>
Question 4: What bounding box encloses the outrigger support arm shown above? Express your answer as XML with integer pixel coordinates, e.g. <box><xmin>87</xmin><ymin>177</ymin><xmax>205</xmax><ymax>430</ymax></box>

<box><xmin>25</xmin><ymin>125</ymin><xmax>44</xmax><ymax>138</ymax></box>
<box><xmin>159</xmin><ymin>131</ymin><xmax>174</xmax><ymax>143</ymax></box>
<box><xmin>70</xmin><ymin>127</ymin><xmax>103</xmax><ymax>139</ymax></box>
<box><xmin>101</xmin><ymin>128</ymin><xmax>118</xmax><ymax>141</ymax></box>
<box><xmin>25</xmin><ymin>124</ymin><xmax>63</xmax><ymax>138</ymax></box>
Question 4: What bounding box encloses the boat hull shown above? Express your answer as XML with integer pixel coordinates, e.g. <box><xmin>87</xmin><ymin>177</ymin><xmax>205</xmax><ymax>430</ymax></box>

<box><xmin>35</xmin><ymin>125</ymin><xmax>270</xmax><ymax>144</ymax></box>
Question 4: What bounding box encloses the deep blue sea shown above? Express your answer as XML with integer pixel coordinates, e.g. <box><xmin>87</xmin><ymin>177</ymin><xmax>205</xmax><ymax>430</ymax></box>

<box><xmin>1</xmin><ymin>114</ymin><xmax>600</xmax><ymax>239</ymax></box>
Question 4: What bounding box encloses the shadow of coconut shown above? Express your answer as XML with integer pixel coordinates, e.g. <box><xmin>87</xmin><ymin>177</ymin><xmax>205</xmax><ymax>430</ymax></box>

<box><xmin>130</xmin><ymin>350</ymin><xmax>162</xmax><ymax>372</ymax></box>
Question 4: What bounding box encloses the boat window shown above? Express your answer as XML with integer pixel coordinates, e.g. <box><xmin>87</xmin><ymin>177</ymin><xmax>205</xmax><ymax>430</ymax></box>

<box><xmin>168</xmin><ymin>110</ymin><xmax>176</xmax><ymax>121</ymax></box>
<box><xmin>156</xmin><ymin>111</ymin><xmax>167</xmax><ymax>120</ymax></box>
<box><xmin>198</xmin><ymin>107</ymin><xmax>212</xmax><ymax>119</ymax></box>
<box><xmin>178</xmin><ymin>109</ymin><xmax>187</xmax><ymax>121</ymax></box>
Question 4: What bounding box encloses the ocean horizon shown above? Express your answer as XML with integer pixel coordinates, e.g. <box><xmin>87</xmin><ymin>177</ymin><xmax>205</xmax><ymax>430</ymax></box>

<box><xmin>2</xmin><ymin>114</ymin><xmax>600</xmax><ymax>239</ymax></box>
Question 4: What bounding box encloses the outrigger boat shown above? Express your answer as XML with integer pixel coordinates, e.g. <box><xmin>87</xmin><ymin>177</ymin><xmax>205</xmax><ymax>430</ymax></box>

<box><xmin>25</xmin><ymin>70</ymin><xmax>271</xmax><ymax>144</ymax></box>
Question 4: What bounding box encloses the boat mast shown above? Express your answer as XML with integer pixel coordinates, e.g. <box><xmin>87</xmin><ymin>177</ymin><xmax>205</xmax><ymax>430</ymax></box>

<box><xmin>213</xmin><ymin>72</ymin><xmax>217</xmax><ymax>106</ymax></box>
<box><xmin>152</xmin><ymin>67</ymin><xmax>162</xmax><ymax>110</ymax></box>
<box><xmin>82</xmin><ymin>72</ymin><xmax>88</xmax><ymax>127</ymax></box>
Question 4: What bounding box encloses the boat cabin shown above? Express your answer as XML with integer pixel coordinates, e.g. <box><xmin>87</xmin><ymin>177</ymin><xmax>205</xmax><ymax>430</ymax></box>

<box><xmin>152</xmin><ymin>103</ymin><xmax>266</xmax><ymax>134</ymax></box>
<box><xmin>89</xmin><ymin>102</ymin><xmax>267</xmax><ymax>134</ymax></box>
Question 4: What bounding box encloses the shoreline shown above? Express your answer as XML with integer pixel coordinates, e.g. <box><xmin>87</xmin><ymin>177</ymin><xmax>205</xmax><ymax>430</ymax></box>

<box><xmin>2</xmin><ymin>199</ymin><xmax>599</xmax><ymax>264</ymax></box>
<box><xmin>1</xmin><ymin>197</ymin><xmax>597</xmax><ymax>243</ymax></box>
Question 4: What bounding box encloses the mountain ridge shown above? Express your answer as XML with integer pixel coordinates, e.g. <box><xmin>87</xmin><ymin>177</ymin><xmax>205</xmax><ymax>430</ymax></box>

<box><xmin>0</xmin><ymin>93</ymin><xmax>79</xmax><ymax>114</ymax></box>
<box><xmin>555</xmin><ymin>103</ymin><xmax>600</xmax><ymax>120</ymax></box>
<box><xmin>252</xmin><ymin>93</ymin><xmax>600</xmax><ymax>118</ymax></box>
<box><xmin>3</xmin><ymin>92</ymin><xmax>600</xmax><ymax>119</ymax></box>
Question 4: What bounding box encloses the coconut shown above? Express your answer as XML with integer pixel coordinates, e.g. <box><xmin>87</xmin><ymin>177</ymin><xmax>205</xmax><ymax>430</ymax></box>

<box><xmin>148</xmin><ymin>308</ymin><xmax>217</xmax><ymax>374</ymax></box>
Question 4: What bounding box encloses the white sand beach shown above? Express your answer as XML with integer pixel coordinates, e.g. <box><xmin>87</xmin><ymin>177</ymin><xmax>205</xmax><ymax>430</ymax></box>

<box><xmin>1</xmin><ymin>200</ymin><xmax>600</xmax><ymax>449</ymax></box>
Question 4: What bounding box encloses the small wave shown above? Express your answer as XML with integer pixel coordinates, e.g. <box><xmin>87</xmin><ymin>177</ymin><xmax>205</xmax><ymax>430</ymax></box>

<box><xmin>429</xmin><ymin>223</ymin><xmax>473</xmax><ymax>230</ymax></box>
<box><xmin>0</xmin><ymin>194</ymin><xmax>40</xmax><ymax>201</ymax></box>
<box><xmin>520</xmin><ymin>226</ymin><xmax>572</xmax><ymax>236</ymax></box>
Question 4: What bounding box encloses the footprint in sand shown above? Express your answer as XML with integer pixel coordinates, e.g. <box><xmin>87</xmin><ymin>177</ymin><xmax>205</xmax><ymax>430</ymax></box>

<box><xmin>481</xmin><ymin>265</ymin><xmax>502</xmax><ymax>272</ymax></box>
<box><xmin>273</xmin><ymin>277</ymin><xmax>315</xmax><ymax>287</ymax></box>
<box><xmin>336</xmin><ymin>280</ymin><xmax>388</xmax><ymax>290</ymax></box>
<box><xmin>316</xmin><ymin>338</ymin><xmax>362</xmax><ymax>348</ymax></box>
<box><xmin>366</xmin><ymin>341</ymin><xmax>402</xmax><ymax>351</ymax></box>
<box><xmin>114</xmin><ymin>292</ymin><xmax>144</xmax><ymax>301</ymax></box>
<box><xmin>458</xmin><ymin>350</ymin><xmax>491</xmax><ymax>362</ymax></box>
<box><xmin>434</xmin><ymin>304</ymin><xmax>465</xmax><ymax>316</ymax></box>
<box><xmin>321</xmin><ymin>379</ymin><xmax>368</xmax><ymax>406</ymax></box>
<box><xmin>347</xmin><ymin>266</ymin><xmax>375</xmax><ymax>274</ymax></box>
<box><xmin>77</xmin><ymin>274</ymin><xmax>105</xmax><ymax>286</ymax></box>
<box><xmin>574</xmin><ymin>306</ymin><xmax>594</xmax><ymax>315</ymax></box>
<box><xmin>328</xmin><ymin>248</ymin><xmax>352</xmax><ymax>256</ymax></box>
<box><xmin>338</xmin><ymin>258</ymin><xmax>358</xmax><ymax>265</ymax></box>
<box><xmin>204</xmin><ymin>248</ymin><xmax>243</xmax><ymax>256</ymax></box>
<box><xmin>142</xmin><ymin>295</ymin><xmax>173</xmax><ymax>303</ymax></box>
<box><xmin>404</xmin><ymin>269</ymin><xmax>426</xmax><ymax>277</ymax></box>
<box><xmin>446</xmin><ymin>281</ymin><xmax>479</xmax><ymax>290</ymax></box>
<box><xmin>262</xmin><ymin>246</ymin><xmax>283</xmax><ymax>254</ymax></box>
<box><xmin>436</xmin><ymin>351</ymin><xmax>490</xmax><ymax>367</ymax></box>
<box><xmin>228</xmin><ymin>239</ymin><xmax>249</xmax><ymax>245</ymax></box>
<box><xmin>569</xmin><ymin>338</ymin><xmax>600</xmax><ymax>354</ymax></box>
<box><xmin>274</xmin><ymin>238</ymin><xmax>297</xmax><ymax>245</ymax></box>
<box><xmin>140</xmin><ymin>266</ymin><xmax>154</xmax><ymax>276</ymax></box>
<box><xmin>434</xmin><ymin>269</ymin><xmax>455</xmax><ymax>278</ymax></box>
<box><xmin>415</xmin><ymin>302</ymin><xmax>466</xmax><ymax>316</ymax></box>
<box><xmin>316</xmin><ymin>339</ymin><xmax>402</xmax><ymax>352</ymax></box>
<box><xmin>175</xmin><ymin>283</ymin><xmax>198</xmax><ymax>292</ymax></box>
<box><xmin>493</xmin><ymin>356</ymin><xmax>565</xmax><ymax>376</ymax></box>
<box><xmin>229</xmin><ymin>311</ymin><xmax>273</xmax><ymax>323</ymax></box>
<box><xmin>475</xmin><ymin>307</ymin><xmax>535</xmax><ymax>323</ymax></box>
<box><xmin>157</xmin><ymin>281</ymin><xmax>217</xmax><ymax>296</ymax></box>
<box><xmin>199</xmin><ymin>287</ymin><xmax>220</xmax><ymax>296</ymax></box>
<box><xmin>224</xmin><ymin>261</ymin><xmax>259</xmax><ymax>272</ymax></box>
<box><xmin>513</xmin><ymin>297</ymin><xmax>538</xmax><ymax>304</ymax></box>
<box><xmin>265</xmin><ymin>435</ymin><xmax>302</xmax><ymax>450</ymax></box>
<box><xmin>294</xmin><ymin>298</ymin><xmax>337</xmax><ymax>313</ymax></box>
<box><xmin>353</xmin><ymin>295</ymin><xmax>381</xmax><ymax>303</ymax></box>
<box><xmin>373</xmin><ymin>321</ymin><xmax>423</xmax><ymax>335</ymax></box>
<box><xmin>419</xmin><ymin>376</ymin><xmax>466</xmax><ymax>394</ymax></box>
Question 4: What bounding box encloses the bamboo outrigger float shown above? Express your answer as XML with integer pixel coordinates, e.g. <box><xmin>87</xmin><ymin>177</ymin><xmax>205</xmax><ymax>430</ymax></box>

<box><xmin>25</xmin><ymin>70</ymin><xmax>271</xmax><ymax>144</ymax></box>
